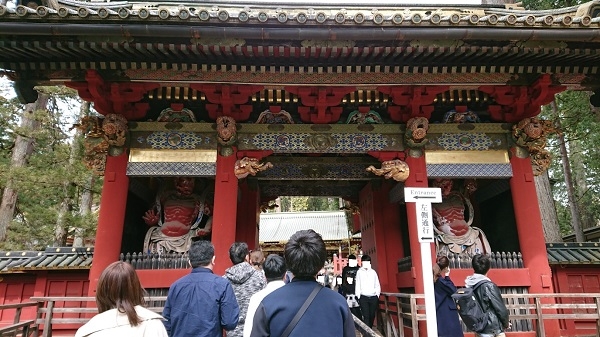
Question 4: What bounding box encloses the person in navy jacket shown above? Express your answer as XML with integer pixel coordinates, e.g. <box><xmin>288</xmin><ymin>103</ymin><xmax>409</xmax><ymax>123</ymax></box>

<box><xmin>434</xmin><ymin>255</ymin><xmax>464</xmax><ymax>337</ymax></box>
<box><xmin>250</xmin><ymin>229</ymin><xmax>355</xmax><ymax>337</ymax></box>
<box><xmin>163</xmin><ymin>240</ymin><xmax>239</xmax><ymax>337</ymax></box>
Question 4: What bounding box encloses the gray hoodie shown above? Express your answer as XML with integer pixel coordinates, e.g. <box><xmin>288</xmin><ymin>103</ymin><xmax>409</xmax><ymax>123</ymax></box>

<box><xmin>224</xmin><ymin>262</ymin><xmax>267</xmax><ymax>337</ymax></box>
<box><xmin>464</xmin><ymin>273</ymin><xmax>491</xmax><ymax>288</ymax></box>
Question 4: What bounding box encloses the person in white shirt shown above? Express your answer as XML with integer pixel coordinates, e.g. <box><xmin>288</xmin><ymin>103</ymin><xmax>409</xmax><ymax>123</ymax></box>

<box><xmin>354</xmin><ymin>254</ymin><xmax>381</xmax><ymax>329</ymax></box>
<box><xmin>243</xmin><ymin>254</ymin><xmax>287</xmax><ymax>337</ymax></box>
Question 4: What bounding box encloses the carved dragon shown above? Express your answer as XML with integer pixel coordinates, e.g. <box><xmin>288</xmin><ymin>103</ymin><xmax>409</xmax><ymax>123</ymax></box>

<box><xmin>234</xmin><ymin>157</ymin><xmax>274</xmax><ymax>179</ymax></box>
<box><xmin>366</xmin><ymin>159</ymin><xmax>410</xmax><ymax>182</ymax></box>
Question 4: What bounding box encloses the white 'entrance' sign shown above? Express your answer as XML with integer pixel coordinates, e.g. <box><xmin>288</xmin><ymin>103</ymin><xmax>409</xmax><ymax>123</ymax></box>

<box><xmin>404</xmin><ymin>187</ymin><xmax>442</xmax><ymax>337</ymax></box>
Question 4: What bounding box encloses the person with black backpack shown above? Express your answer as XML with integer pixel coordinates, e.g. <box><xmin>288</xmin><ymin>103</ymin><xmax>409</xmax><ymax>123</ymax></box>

<box><xmin>464</xmin><ymin>254</ymin><xmax>511</xmax><ymax>337</ymax></box>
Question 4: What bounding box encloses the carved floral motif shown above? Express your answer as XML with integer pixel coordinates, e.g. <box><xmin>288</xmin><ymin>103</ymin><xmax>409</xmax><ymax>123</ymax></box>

<box><xmin>234</xmin><ymin>157</ymin><xmax>274</xmax><ymax>179</ymax></box>
<box><xmin>512</xmin><ymin>117</ymin><xmax>559</xmax><ymax>175</ymax></box>
<box><xmin>216</xmin><ymin>116</ymin><xmax>237</xmax><ymax>145</ymax></box>
<box><xmin>366</xmin><ymin>159</ymin><xmax>410</xmax><ymax>182</ymax></box>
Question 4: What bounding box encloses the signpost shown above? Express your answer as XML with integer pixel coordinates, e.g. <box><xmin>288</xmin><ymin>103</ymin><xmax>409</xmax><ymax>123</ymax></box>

<box><xmin>404</xmin><ymin>187</ymin><xmax>442</xmax><ymax>337</ymax></box>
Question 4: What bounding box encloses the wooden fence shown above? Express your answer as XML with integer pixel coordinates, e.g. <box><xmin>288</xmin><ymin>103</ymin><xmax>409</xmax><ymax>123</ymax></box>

<box><xmin>379</xmin><ymin>292</ymin><xmax>600</xmax><ymax>337</ymax></box>
<box><xmin>0</xmin><ymin>296</ymin><xmax>383</xmax><ymax>337</ymax></box>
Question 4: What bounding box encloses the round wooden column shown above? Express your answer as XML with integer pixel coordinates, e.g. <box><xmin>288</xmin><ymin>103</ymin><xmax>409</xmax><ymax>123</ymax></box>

<box><xmin>87</xmin><ymin>153</ymin><xmax>129</xmax><ymax>295</ymax></box>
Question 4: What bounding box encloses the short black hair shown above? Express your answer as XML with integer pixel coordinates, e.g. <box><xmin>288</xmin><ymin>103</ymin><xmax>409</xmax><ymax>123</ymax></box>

<box><xmin>284</xmin><ymin>229</ymin><xmax>326</xmax><ymax>278</ymax></box>
<box><xmin>348</xmin><ymin>254</ymin><xmax>356</xmax><ymax>260</ymax></box>
<box><xmin>188</xmin><ymin>240</ymin><xmax>214</xmax><ymax>268</ymax></box>
<box><xmin>229</xmin><ymin>242</ymin><xmax>249</xmax><ymax>265</ymax></box>
<box><xmin>472</xmin><ymin>254</ymin><xmax>491</xmax><ymax>275</ymax></box>
<box><xmin>263</xmin><ymin>255</ymin><xmax>287</xmax><ymax>282</ymax></box>
<box><xmin>361</xmin><ymin>254</ymin><xmax>371</xmax><ymax>262</ymax></box>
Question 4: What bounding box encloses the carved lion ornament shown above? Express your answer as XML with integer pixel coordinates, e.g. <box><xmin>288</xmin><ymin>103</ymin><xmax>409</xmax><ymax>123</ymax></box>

<box><xmin>512</xmin><ymin>117</ymin><xmax>560</xmax><ymax>176</ymax></box>
<box><xmin>366</xmin><ymin>159</ymin><xmax>410</xmax><ymax>182</ymax></box>
<box><xmin>234</xmin><ymin>157</ymin><xmax>274</xmax><ymax>179</ymax></box>
<box><xmin>102</xmin><ymin>113</ymin><xmax>128</xmax><ymax>147</ymax></box>
<box><xmin>216</xmin><ymin>116</ymin><xmax>237</xmax><ymax>145</ymax></box>
<box><xmin>72</xmin><ymin>114</ymin><xmax>128</xmax><ymax>175</ymax></box>
<box><xmin>405</xmin><ymin>117</ymin><xmax>429</xmax><ymax>148</ymax></box>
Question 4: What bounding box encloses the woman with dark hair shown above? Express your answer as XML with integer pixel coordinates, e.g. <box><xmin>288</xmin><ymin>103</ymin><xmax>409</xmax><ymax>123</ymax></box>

<box><xmin>434</xmin><ymin>255</ymin><xmax>464</xmax><ymax>337</ymax></box>
<box><xmin>75</xmin><ymin>261</ymin><xmax>168</xmax><ymax>337</ymax></box>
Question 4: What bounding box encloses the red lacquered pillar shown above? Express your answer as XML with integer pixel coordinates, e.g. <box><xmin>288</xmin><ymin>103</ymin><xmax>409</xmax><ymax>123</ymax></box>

<box><xmin>87</xmin><ymin>153</ymin><xmax>129</xmax><ymax>295</ymax></box>
<box><xmin>212</xmin><ymin>151</ymin><xmax>239</xmax><ymax>275</ymax></box>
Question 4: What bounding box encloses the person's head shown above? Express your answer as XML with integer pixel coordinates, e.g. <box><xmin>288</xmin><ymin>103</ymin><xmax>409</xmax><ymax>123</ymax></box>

<box><xmin>472</xmin><ymin>254</ymin><xmax>491</xmax><ymax>275</ymax></box>
<box><xmin>433</xmin><ymin>255</ymin><xmax>450</xmax><ymax>282</ymax></box>
<box><xmin>263</xmin><ymin>254</ymin><xmax>287</xmax><ymax>282</ymax></box>
<box><xmin>174</xmin><ymin>177</ymin><xmax>195</xmax><ymax>195</ymax></box>
<box><xmin>250</xmin><ymin>250</ymin><xmax>265</xmax><ymax>269</ymax></box>
<box><xmin>189</xmin><ymin>239</ymin><xmax>215</xmax><ymax>268</ymax></box>
<box><xmin>229</xmin><ymin>242</ymin><xmax>249</xmax><ymax>265</ymax></box>
<box><xmin>361</xmin><ymin>254</ymin><xmax>372</xmax><ymax>269</ymax></box>
<box><xmin>95</xmin><ymin>261</ymin><xmax>146</xmax><ymax>326</ymax></box>
<box><xmin>348</xmin><ymin>254</ymin><xmax>358</xmax><ymax>268</ymax></box>
<box><xmin>284</xmin><ymin>229</ymin><xmax>327</xmax><ymax>279</ymax></box>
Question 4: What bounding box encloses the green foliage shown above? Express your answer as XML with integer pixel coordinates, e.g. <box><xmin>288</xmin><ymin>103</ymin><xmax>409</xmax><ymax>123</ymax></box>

<box><xmin>277</xmin><ymin>196</ymin><xmax>340</xmax><ymax>212</ymax></box>
<box><xmin>0</xmin><ymin>86</ymin><xmax>100</xmax><ymax>250</ymax></box>
<box><xmin>542</xmin><ymin>90</ymin><xmax>600</xmax><ymax>237</ymax></box>
<box><xmin>521</xmin><ymin>0</ymin><xmax>583</xmax><ymax>10</ymax></box>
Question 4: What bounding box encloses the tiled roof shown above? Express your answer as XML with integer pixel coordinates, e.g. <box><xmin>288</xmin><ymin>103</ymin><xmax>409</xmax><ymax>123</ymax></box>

<box><xmin>0</xmin><ymin>247</ymin><xmax>93</xmax><ymax>273</ymax></box>
<box><xmin>259</xmin><ymin>211</ymin><xmax>352</xmax><ymax>243</ymax></box>
<box><xmin>546</xmin><ymin>242</ymin><xmax>600</xmax><ymax>265</ymax></box>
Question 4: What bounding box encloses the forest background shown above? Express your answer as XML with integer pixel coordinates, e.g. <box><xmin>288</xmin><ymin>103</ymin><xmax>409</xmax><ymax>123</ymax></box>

<box><xmin>0</xmin><ymin>0</ymin><xmax>599</xmax><ymax>250</ymax></box>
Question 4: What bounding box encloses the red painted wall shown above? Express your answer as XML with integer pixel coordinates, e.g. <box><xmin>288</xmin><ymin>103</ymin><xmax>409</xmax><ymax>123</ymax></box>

<box><xmin>552</xmin><ymin>266</ymin><xmax>600</xmax><ymax>336</ymax></box>
<box><xmin>0</xmin><ymin>275</ymin><xmax>36</xmax><ymax>325</ymax></box>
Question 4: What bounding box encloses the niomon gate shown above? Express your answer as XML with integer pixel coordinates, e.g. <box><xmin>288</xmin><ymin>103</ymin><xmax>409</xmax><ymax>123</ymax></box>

<box><xmin>1</xmin><ymin>0</ymin><xmax>600</xmax><ymax>336</ymax></box>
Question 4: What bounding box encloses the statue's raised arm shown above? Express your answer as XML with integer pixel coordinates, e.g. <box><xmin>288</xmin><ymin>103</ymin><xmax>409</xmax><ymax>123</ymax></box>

<box><xmin>143</xmin><ymin>177</ymin><xmax>213</xmax><ymax>254</ymax></box>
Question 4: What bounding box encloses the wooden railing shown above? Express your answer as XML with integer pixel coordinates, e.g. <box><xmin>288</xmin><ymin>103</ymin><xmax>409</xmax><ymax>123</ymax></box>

<box><xmin>379</xmin><ymin>292</ymin><xmax>600</xmax><ymax>337</ymax></box>
<box><xmin>29</xmin><ymin>296</ymin><xmax>167</xmax><ymax>337</ymax></box>
<box><xmin>0</xmin><ymin>302</ymin><xmax>38</xmax><ymax>337</ymax></box>
<box><xmin>25</xmin><ymin>296</ymin><xmax>383</xmax><ymax>337</ymax></box>
<box><xmin>397</xmin><ymin>251</ymin><xmax>523</xmax><ymax>272</ymax></box>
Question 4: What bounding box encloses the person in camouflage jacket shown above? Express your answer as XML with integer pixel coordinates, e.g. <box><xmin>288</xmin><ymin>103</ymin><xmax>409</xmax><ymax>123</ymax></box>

<box><xmin>224</xmin><ymin>242</ymin><xmax>267</xmax><ymax>337</ymax></box>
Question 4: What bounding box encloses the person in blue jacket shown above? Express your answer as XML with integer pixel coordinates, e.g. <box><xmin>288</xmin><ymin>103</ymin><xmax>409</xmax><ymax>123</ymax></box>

<box><xmin>250</xmin><ymin>229</ymin><xmax>356</xmax><ymax>337</ymax></box>
<box><xmin>163</xmin><ymin>239</ymin><xmax>239</xmax><ymax>337</ymax></box>
<box><xmin>434</xmin><ymin>255</ymin><xmax>464</xmax><ymax>337</ymax></box>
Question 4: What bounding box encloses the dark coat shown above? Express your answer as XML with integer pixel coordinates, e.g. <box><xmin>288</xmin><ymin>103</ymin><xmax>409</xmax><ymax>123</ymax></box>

<box><xmin>250</xmin><ymin>278</ymin><xmax>355</xmax><ymax>337</ymax></box>
<box><xmin>163</xmin><ymin>267</ymin><xmax>239</xmax><ymax>337</ymax></box>
<box><xmin>434</xmin><ymin>276</ymin><xmax>464</xmax><ymax>337</ymax></box>
<box><xmin>473</xmin><ymin>281</ymin><xmax>510</xmax><ymax>334</ymax></box>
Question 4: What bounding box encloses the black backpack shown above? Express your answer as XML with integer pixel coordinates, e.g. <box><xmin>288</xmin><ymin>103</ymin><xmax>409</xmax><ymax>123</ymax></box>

<box><xmin>451</xmin><ymin>281</ymin><xmax>489</xmax><ymax>332</ymax></box>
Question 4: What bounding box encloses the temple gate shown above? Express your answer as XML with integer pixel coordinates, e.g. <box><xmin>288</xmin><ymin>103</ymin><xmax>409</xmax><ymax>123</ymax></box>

<box><xmin>2</xmin><ymin>0</ymin><xmax>600</xmax><ymax>335</ymax></box>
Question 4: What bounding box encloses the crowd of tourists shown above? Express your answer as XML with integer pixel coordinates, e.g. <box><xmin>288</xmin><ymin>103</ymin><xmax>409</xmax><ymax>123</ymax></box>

<box><xmin>75</xmin><ymin>229</ymin><xmax>363</xmax><ymax>337</ymax></box>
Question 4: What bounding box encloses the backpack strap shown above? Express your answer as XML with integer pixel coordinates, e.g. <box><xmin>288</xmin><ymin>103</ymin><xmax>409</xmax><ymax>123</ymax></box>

<box><xmin>281</xmin><ymin>283</ymin><xmax>322</xmax><ymax>337</ymax></box>
<box><xmin>472</xmin><ymin>281</ymin><xmax>490</xmax><ymax>308</ymax></box>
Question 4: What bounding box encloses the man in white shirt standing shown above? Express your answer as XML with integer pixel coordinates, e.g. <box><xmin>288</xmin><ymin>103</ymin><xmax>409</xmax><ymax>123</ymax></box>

<box><xmin>243</xmin><ymin>254</ymin><xmax>287</xmax><ymax>337</ymax></box>
<box><xmin>354</xmin><ymin>254</ymin><xmax>381</xmax><ymax>329</ymax></box>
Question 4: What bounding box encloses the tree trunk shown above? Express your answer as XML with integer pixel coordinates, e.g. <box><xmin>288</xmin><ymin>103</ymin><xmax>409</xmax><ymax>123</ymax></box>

<box><xmin>570</xmin><ymin>139</ymin><xmax>595</xmax><ymax>230</ymax></box>
<box><xmin>0</xmin><ymin>92</ymin><xmax>48</xmax><ymax>242</ymax></box>
<box><xmin>535</xmin><ymin>172</ymin><xmax>562</xmax><ymax>242</ymax></box>
<box><xmin>74</xmin><ymin>101</ymin><xmax>94</xmax><ymax>247</ymax></box>
<box><xmin>73</xmin><ymin>175</ymin><xmax>94</xmax><ymax>247</ymax></box>
<box><xmin>552</xmin><ymin>101</ymin><xmax>585</xmax><ymax>242</ymax></box>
